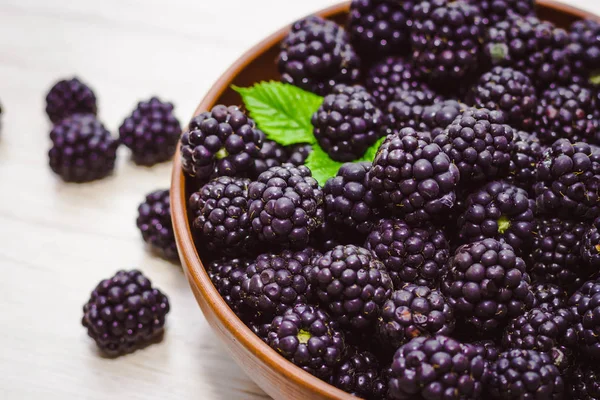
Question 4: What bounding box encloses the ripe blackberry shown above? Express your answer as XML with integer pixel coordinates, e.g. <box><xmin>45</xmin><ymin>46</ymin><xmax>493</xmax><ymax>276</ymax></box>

<box><xmin>529</xmin><ymin>218</ymin><xmax>591</xmax><ymax>290</ymax></box>
<box><xmin>569</xmin><ymin>277</ymin><xmax>600</xmax><ymax>360</ymax></box>
<box><xmin>277</xmin><ymin>16</ymin><xmax>360</xmax><ymax>95</ymax></box>
<box><xmin>189</xmin><ymin>176</ymin><xmax>255</xmax><ymax>254</ymax></box>
<box><xmin>384</xmin><ymin>88</ymin><xmax>443</xmax><ymax>133</ymax></box>
<box><xmin>571</xmin><ymin>364</ymin><xmax>600</xmax><ymax>400</ymax></box>
<box><xmin>267</xmin><ymin>303</ymin><xmax>345</xmax><ymax>379</ymax></box>
<box><xmin>312</xmin><ymin>84</ymin><xmax>385</xmax><ymax>162</ymax></box>
<box><xmin>331</xmin><ymin>348</ymin><xmax>387</xmax><ymax>399</ymax></box>
<box><xmin>118</xmin><ymin>97</ymin><xmax>181</xmax><ymax>166</ymax></box>
<box><xmin>420</xmin><ymin>99</ymin><xmax>466</xmax><ymax>138</ymax></box>
<box><xmin>568</xmin><ymin>19</ymin><xmax>600</xmax><ymax>85</ymax></box>
<box><xmin>466</xmin><ymin>0</ymin><xmax>535</xmax><ymax>26</ymax></box>
<box><xmin>488</xmin><ymin>349</ymin><xmax>564</xmax><ymax>399</ymax></box>
<box><xmin>365</xmin><ymin>218</ymin><xmax>449</xmax><ymax>288</ymax></box>
<box><xmin>376</xmin><ymin>284</ymin><xmax>455</xmax><ymax>348</ymax></box>
<box><xmin>410</xmin><ymin>0</ymin><xmax>485</xmax><ymax>88</ymax></box>
<box><xmin>45</xmin><ymin>77</ymin><xmax>97</xmax><ymax>123</ymax></box>
<box><xmin>286</xmin><ymin>144</ymin><xmax>312</xmax><ymax>166</ymax></box>
<box><xmin>507</xmin><ymin>130</ymin><xmax>544</xmax><ymax>192</ymax></box>
<box><xmin>457</xmin><ymin>181</ymin><xmax>535</xmax><ymax>253</ymax></box>
<box><xmin>136</xmin><ymin>189</ymin><xmax>178</xmax><ymax>261</ymax></box>
<box><xmin>180</xmin><ymin>105</ymin><xmax>264</xmax><ymax>181</ymax></box>
<box><xmin>466</xmin><ymin>66</ymin><xmax>536</xmax><ymax>130</ymax></box>
<box><xmin>368</xmin><ymin>128</ymin><xmax>460</xmax><ymax>225</ymax></box>
<box><xmin>206</xmin><ymin>257</ymin><xmax>250</xmax><ymax>315</ymax></box>
<box><xmin>388</xmin><ymin>335</ymin><xmax>487</xmax><ymax>400</ymax></box>
<box><xmin>324</xmin><ymin>161</ymin><xmax>380</xmax><ymax>235</ymax></box>
<box><xmin>484</xmin><ymin>14</ymin><xmax>573</xmax><ymax>88</ymax></box>
<box><xmin>434</xmin><ymin>107</ymin><xmax>515</xmax><ymax>185</ymax></box>
<box><xmin>347</xmin><ymin>0</ymin><xmax>413</xmax><ymax>59</ymax></box>
<box><xmin>248</xmin><ymin>164</ymin><xmax>324</xmax><ymax>248</ymax></box>
<box><xmin>310</xmin><ymin>245</ymin><xmax>393</xmax><ymax>331</ymax></box>
<box><xmin>48</xmin><ymin>114</ymin><xmax>118</xmax><ymax>182</ymax></box>
<box><xmin>441</xmin><ymin>239</ymin><xmax>534</xmax><ymax>333</ymax></box>
<box><xmin>81</xmin><ymin>270</ymin><xmax>170</xmax><ymax>356</ymax></box>
<box><xmin>253</xmin><ymin>140</ymin><xmax>288</xmax><ymax>176</ymax></box>
<box><xmin>582</xmin><ymin>219</ymin><xmax>600</xmax><ymax>269</ymax></box>
<box><xmin>534</xmin><ymin>139</ymin><xmax>600</xmax><ymax>220</ymax></box>
<box><xmin>530</xmin><ymin>283</ymin><xmax>568</xmax><ymax>311</ymax></box>
<box><xmin>365</xmin><ymin>56</ymin><xmax>424</xmax><ymax>107</ymax></box>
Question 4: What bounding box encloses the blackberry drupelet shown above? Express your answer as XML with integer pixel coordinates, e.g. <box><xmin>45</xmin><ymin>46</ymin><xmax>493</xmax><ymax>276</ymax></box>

<box><xmin>388</xmin><ymin>335</ymin><xmax>487</xmax><ymax>400</ymax></box>
<box><xmin>466</xmin><ymin>66</ymin><xmax>537</xmax><ymax>130</ymax></box>
<box><xmin>571</xmin><ymin>364</ymin><xmax>600</xmax><ymax>400</ymax></box>
<box><xmin>434</xmin><ymin>107</ymin><xmax>515</xmax><ymax>185</ymax></box>
<box><xmin>180</xmin><ymin>105</ymin><xmax>264</xmax><ymax>181</ymax></box>
<box><xmin>488</xmin><ymin>349</ymin><xmax>564</xmax><ymax>399</ymax></box>
<box><xmin>331</xmin><ymin>348</ymin><xmax>387</xmax><ymax>399</ymax></box>
<box><xmin>467</xmin><ymin>0</ymin><xmax>534</xmax><ymax>26</ymax></box>
<box><xmin>582</xmin><ymin>219</ymin><xmax>600</xmax><ymax>269</ymax></box>
<box><xmin>420</xmin><ymin>99</ymin><xmax>466</xmax><ymax>138</ymax></box>
<box><xmin>310</xmin><ymin>244</ymin><xmax>393</xmax><ymax>331</ymax></box>
<box><xmin>534</xmin><ymin>84</ymin><xmax>599</xmax><ymax>144</ymax></box>
<box><xmin>312</xmin><ymin>84</ymin><xmax>385</xmax><ymax>162</ymax></box>
<box><xmin>253</xmin><ymin>140</ymin><xmax>289</xmax><ymax>176</ymax></box>
<box><xmin>324</xmin><ymin>161</ymin><xmax>380</xmax><ymax>235</ymax></box>
<box><xmin>286</xmin><ymin>144</ymin><xmax>312</xmax><ymax>166</ymax></box>
<box><xmin>368</xmin><ymin>128</ymin><xmax>460</xmax><ymax>225</ymax></box>
<box><xmin>534</xmin><ymin>139</ymin><xmax>600</xmax><ymax>220</ymax></box>
<box><xmin>472</xmin><ymin>339</ymin><xmax>501</xmax><ymax>363</ymax></box>
<box><xmin>457</xmin><ymin>180</ymin><xmax>535</xmax><ymax>253</ymax></box>
<box><xmin>365</xmin><ymin>218</ymin><xmax>449</xmax><ymax>288</ymax></box>
<box><xmin>410</xmin><ymin>0</ymin><xmax>485</xmax><ymax>88</ymax></box>
<box><xmin>189</xmin><ymin>176</ymin><xmax>255</xmax><ymax>254</ymax></box>
<box><xmin>484</xmin><ymin>14</ymin><xmax>573</xmax><ymax>88</ymax></box>
<box><xmin>118</xmin><ymin>97</ymin><xmax>181</xmax><ymax>166</ymax></box>
<box><xmin>206</xmin><ymin>257</ymin><xmax>250</xmax><ymax>315</ymax></box>
<box><xmin>441</xmin><ymin>238</ymin><xmax>534</xmax><ymax>333</ymax></box>
<box><xmin>136</xmin><ymin>189</ymin><xmax>178</xmax><ymax>260</ymax></box>
<box><xmin>529</xmin><ymin>218</ymin><xmax>591</xmax><ymax>290</ymax></box>
<box><xmin>49</xmin><ymin>114</ymin><xmax>118</xmax><ymax>182</ymax></box>
<box><xmin>384</xmin><ymin>88</ymin><xmax>443</xmax><ymax>133</ymax></box>
<box><xmin>569</xmin><ymin>277</ymin><xmax>600</xmax><ymax>360</ymax></box>
<box><xmin>46</xmin><ymin>77</ymin><xmax>97</xmax><ymax>123</ymax></box>
<box><xmin>507</xmin><ymin>130</ymin><xmax>544</xmax><ymax>192</ymax></box>
<box><xmin>376</xmin><ymin>284</ymin><xmax>455</xmax><ymax>348</ymax></box>
<box><xmin>277</xmin><ymin>16</ymin><xmax>360</xmax><ymax>95</ymax></box>
<box><xmin>568</xmin><ymin>19</ymin><xmax>600</xmax><ymax>85</ymax></box>
<box><xmin>267</xmin><ymin>303</ymin><xmax>345</xmax><ymax>379</ymax></box>
<box><xmin>81</xmin><ymin>270</ymin><xmax>170</xmax><ymax>356</ymax></box>
<box><xmin>531</xmin><ymin>283</ymin><xmax>568</xmax><ymax>311</ymax></box>
<box><xmin>248</xmin><ymin>164</ymin><xmax>325</xmax><ymax>248</ymax></box>
<box><xmin>365</xmin><ymin>56</ymin><xmax>424</xmax><ymax>107</ymax></box>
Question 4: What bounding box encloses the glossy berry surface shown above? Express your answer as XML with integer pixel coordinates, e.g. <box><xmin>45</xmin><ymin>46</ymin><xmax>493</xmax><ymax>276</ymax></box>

<box><xmin>136</xmin><ymin>189</ymin><xmax>178</xmax><ymax>260</ymax></box>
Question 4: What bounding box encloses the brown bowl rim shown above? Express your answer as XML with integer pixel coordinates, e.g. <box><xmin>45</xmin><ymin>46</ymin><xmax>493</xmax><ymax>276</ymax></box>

<box><xmin>171</xmin><ymin>1</ymin><xmax>598</xmax><ymax>398</ymax></box>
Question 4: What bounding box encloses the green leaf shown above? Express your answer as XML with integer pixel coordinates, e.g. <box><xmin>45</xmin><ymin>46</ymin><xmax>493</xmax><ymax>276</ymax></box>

<box><xmin>233</xmin><ymin>81</ymin><xmax>323</xmax><ymax>146</ymax></box>
<box><xmin>360</xmin><ymin>136</ymin><xmax>386</xmax><ymax>162</ymax></box>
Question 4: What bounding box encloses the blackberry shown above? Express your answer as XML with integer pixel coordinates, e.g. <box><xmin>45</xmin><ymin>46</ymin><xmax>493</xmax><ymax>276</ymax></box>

<box><xmin>568</xmin><ymin>19</ymin><xmax>600</xmax><ymax>85</ymax></box>
<box><xmin>569</xmin><ymin>277</ymin><xmax>600</xmax><ymax>360</ymax></box>
<box><xmin>410</xmin><ymin>0</ymin><xmax>485</xmax><ymax>88</ymax></box>
<box><xmin>286</xmin><ymin>144</ymin><xmax>312</xmax><ymax>166</ymax></box>
<box><xmin>180</xmin><ymin>105</ymin><xmax>264</xmax><ymax>181</ymax></box>
<box><xmin>534</xmin><ymin>139</ymin><xmax>600</xmax><ymax>220</ymax></box>
<box><xmin>376</xmin><ymin>284</ymin><xmax>455</xmax><ymax>348</ymax></box>
<box><xmin>384</xmin><ymin>88</ymin><xmax>443</xmax><ymax>133</ymax></box>
<box><xmin>311</xmin><ymin>84</ymin><xmax>385</xmax><ymax>162</ymax></box>
<box><xmin>466</xmin><ymin>0</ymin><xmax>535</xmax><ymax>26</ymax></box>
<box><xmin>81</xmin><ymin>270</ymin><xmax>170</xmax><ymax>356</ymax></box>
<box><xmin>240</xmin><ymin>250</ymin><xmax>313</xmax><ymax>317</ymax></box>
<box><xmin>277</xmin><ymin>16</ymin><xmax>360</xmax><ymax>95</ymax></box>
<box><xmin>434</xmin><ymin>107</ymin><xmax>515</xmax><ymax>185</ymax></box>
<box><xmin>267</xmin><ymin>303</ymin><xmax>345</xmax><ymax>379</ymax></box>
<box><xmin>489</xmin><ymin>349</ymin><xmax>564</xmax><ymax>399</ymax></box>
<box><xmin>365</xmin><ymin>218</ymin><xmax>449</xmax><ymax>288</ymax></box>
<box><xmin>529</xmin><ymin>218</ymin><xmax>591</xmax><ymax>290</ymax></box>
<box><xmin>45</xmin><ymin>77</ymin><xmax>97</xmax><ymax>123</ymax></box>
<box><xmin>571</xmin><ymin>364</ymin><xmax>600</xmax><ymax>400</ymax></box>
<box><xmin>189</xmin><ymin>176</ymin><xmax>255</xmax><ymax>254</ymax></box>
<box><xmin>331</xmin><ymin>348</ymin><xmax>387</xmax><ymax>399</ymax></box>
<box><xmin>324</xmin><ymin>161</ymin><xmax>380</xmax><ymax>235</ymax></box>
<box><xmin>457</xmin><ymin>181</ymin><xmax>535</xmax><ymax>253</ymax></box>
<box><xmin>368</xmin><ymin>128</ymin><xmax>460</xmax><ymax>225</ymax></box>
<box><xmin>507</xmin><ymin>130</ymin><xmax>544</xmax><ymax>192</ymax></box>
<box><xmin>136</xmin><ymin>189</ymin><xmax>178</xmax><ymax>261</ymax></box>
<box><xmin>48</xmin><ymin>114</ymin><xmax>118</xmax><ymax>182</ymax></box>
<box><xmin>388</xmin><ymin>335</ymin><xmax>487</xmax><ymax>400</ymax></box>
<box><xmin>347</xmin><ymin>0</ymin><xmax>413</xmax><ymax>59</ymax></box>
<box><xmin>253</xmin><ymin>140</ymin><xmax>288</xmax><ymax>176</ymax></box>
<box><xmin>420</xmin><ymin>99</ymin><xmax>466</xmax><ymax>138</ymax></box>
<box><xmin>310</xmin><ymin>244</ymin><xmax>393</xmax><ymax>330</ymax></box>
<box><xmin>466</xmin><ymin>66</ymin><xmax>536</xmax><ymax>131</ymax></box>
<box><xmin>530</xmin><ymin>283</ymin><xmax>568</xmax><ymax>311</ymax></box>
<box><xmin>472</xmin><ymin>339</ymin><xmax>501</xmax><ymax>363</ymax></box>
<box><xmin>441</xmin><ymin>239</ymin><xmax>534</xmax><ymax>333</ymax></box>
<box><xmin>582</xmin><ymin>219</ymin><xmax>600</xmax><ymax>269</ymax></box>
<box><xmin>365</xmin><ymin>56</ymin><xmax>424</xmax><ymax>107</ymax></box>
<box><xmin>206</xmin><ymin>257</ymin><xmax>250</xmax><ymax>315</ymax></box>
<box><xmin>248</xmin><ymin>164</ymin><xmax>324</xmax><ymax>248</ymax></box>
<box><xmin>118</xmin><ymin>97</ymin><xmax>181</xmax><ymax>166</ymax></box>
<box><xmin>484</xmin><ymin>14</ymin><xmax>573</xmax><ymax>88</ymax></box>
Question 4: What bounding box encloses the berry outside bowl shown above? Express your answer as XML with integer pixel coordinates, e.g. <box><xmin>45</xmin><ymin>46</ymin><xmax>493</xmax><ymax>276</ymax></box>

<box><xmin>171</xmin><ymin>2</ymin><xmax>600</xmax><ymax>399</ymax></box>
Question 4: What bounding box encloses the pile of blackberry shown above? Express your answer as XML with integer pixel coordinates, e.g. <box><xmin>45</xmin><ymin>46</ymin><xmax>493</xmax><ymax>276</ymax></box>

<box><xmin>178</xmin><ymin>4</ymin><xmax>600</xmax><ymax>398</ymax></box>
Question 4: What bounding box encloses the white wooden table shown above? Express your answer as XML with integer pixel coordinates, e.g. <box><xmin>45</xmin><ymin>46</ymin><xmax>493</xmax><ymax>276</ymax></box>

<box><xmin>0</xmin><ymin>1</ymin><xmax>597</xmax><ymax>399</ymax></box>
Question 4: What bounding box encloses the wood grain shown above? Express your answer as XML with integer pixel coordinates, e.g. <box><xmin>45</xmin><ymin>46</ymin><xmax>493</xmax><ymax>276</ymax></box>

<box><xmin>0</xmin><ymin>1</ymin><xmax>598</xmax><ymax>399</ymax></box>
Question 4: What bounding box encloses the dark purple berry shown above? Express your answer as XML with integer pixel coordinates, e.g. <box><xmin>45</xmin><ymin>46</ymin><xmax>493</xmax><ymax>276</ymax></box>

<box><xmin>136</xmin><ymin>189</ymin><xmax>178</xmax><ymax>261</ymax></box>
<box><xmin>46</xmin><ymin>77</ymin><xmax>97</xmax><ymax>123</ymax></box>
<box><xmin>569</xmin><ymin>277</ymin><xmax>600</xmax><ymax>360</ymax></box>
<box><xmin>365</xmin><ymin>56</ymin><xmax>425</xmax><ymax>107</ymax></box>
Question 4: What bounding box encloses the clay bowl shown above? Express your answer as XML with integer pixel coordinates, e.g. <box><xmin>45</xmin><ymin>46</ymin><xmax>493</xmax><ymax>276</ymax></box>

<box><xmin>171</xmin><ymin>2</ymin><xmax>599</xmax><ymax>399</ymax></box>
